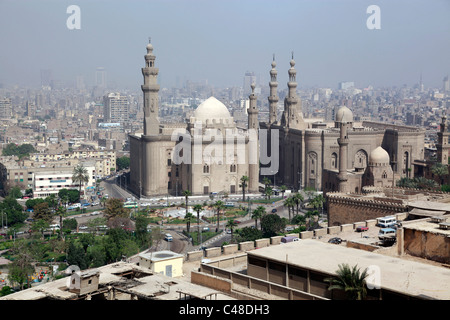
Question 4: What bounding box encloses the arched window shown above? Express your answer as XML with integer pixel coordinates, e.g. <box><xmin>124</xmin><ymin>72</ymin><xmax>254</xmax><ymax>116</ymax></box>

<box><xmin>382</xmin><ymin>171</ymin><xmax>387</xmax><ymax>179</ymax></box>
<box><xmin>331</xmin><ymin>153</ymin><xmax>338</xmax><ymax>169</ymax></box>
<box><xmin>203</xmin><ymin>164</ymin><xmax>209</xmax><ymax>174</ymax></box>
<box><xmin>230</xmin><ymin>164</ymin><xmax>236</xmax><ymax>173</ymax></box>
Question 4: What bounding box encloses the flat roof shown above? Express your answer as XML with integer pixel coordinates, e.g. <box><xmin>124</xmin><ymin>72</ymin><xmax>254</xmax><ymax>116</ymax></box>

<box><xmin>139</xmin><ymin>250</ymin><xmax>184</xmax><ymax>262</ymax></box>
<box><xmin>247</xmin><ymin>240</ymin><xmax>450</xmax><ymax>300</ymax></box>
<box><xmin>403</xmin><ymin>219</ymin><xmax>450</xmax><ymax>236</ymax></box>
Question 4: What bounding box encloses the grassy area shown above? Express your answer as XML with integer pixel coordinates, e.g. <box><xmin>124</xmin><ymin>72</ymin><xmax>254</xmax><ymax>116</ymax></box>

<box><xmin>250</xmin><ymin>197</ymin><xmax>282</xmax><ymax>204</ymax></box>
<box><xmin>184</xmin><ymin>230</ymin><xmax>223</xmax><ymax>246</ymax></box>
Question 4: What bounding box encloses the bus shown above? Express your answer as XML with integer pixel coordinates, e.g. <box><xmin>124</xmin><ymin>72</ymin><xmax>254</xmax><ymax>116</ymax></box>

<box><xmin>124</xmin><ymin>201</ymin><xmax>138</xmax><ymax>209</ymax></box>
<box><xmin>164</xmin><ymin>233</ymin><xmax>173</xmax><ymax>242</ymax></box>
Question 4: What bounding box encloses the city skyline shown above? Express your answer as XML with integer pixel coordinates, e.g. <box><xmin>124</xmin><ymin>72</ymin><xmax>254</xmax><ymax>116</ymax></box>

<box><xmin>1</xmin><ymin>0</ymin><xmax>450</xmax><ymax>90</ymax></box>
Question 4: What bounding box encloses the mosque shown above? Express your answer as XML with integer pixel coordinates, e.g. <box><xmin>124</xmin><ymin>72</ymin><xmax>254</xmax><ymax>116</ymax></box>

<box><xmin>129</xmin><ymin>42</ymin><xmax>426</xmax><ymax>198</ymax></box>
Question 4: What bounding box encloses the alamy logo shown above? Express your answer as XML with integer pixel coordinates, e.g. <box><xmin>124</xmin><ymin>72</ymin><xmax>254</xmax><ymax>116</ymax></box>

<box><xmin>66</xmin><ymin>5</ymin><xmax>81</xmax><ymax>30</ymax></box>
<box><xmin>170</xmin><ymin>123</ymin><xmax>279</xmax><ymax>175</ymax></box>
<box><xmin>366</xmin><ymin>5</ymin><xmax>381</xmax><ymax>30</ymax></box>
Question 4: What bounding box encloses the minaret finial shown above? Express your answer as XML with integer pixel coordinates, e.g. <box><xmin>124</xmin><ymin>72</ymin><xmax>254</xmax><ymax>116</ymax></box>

<box><xmin>292</xmin><ymin>51</ymin><xmax>294</xmax><ymax>60</ymax></box>
<box><xmin>148</xmin><ymin>37</ymin><xmax>151</xmax><ymax>44</ymax></box>
<box><xmin>273</xmin><ymin>53</ymin><xmax>275</xmax><ymax>61</ymax></box>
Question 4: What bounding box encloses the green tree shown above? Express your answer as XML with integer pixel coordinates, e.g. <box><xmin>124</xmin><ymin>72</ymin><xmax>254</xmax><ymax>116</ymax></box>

<box><xmin>135</xmin><ymin>216</ymin><xmax>151</xmax><ymax>249</ymax></box>
<box><xmin>30</xmin><ymin>219</ymin><xmax>50</xmax><ymax>239</ymax></box>
<box><xmin>104</xmin><ymin>198</ymin><xmax>130</xmax><ymax>220</ymax></box>
<box><xmin>32</xmin><ymin>202</ymin><xmax>53</xmax><ymax>223</ymax></box>
<box><xmin>0</xmin><ymin>286</ymin><xmax>13</xmax><ymax>297</ymax></box>
<box><xmin>2</xmin><ymin>143</ymin><xmax>36</xmax><ymax>159</ymax></box>
<box><xmin>66</xmin><ymin>241</ymin><xmax>88</xmax><ymax>270</ymax></box>
<box><xmin>240</xmin><ymin>176</ymin><xmax>249</xmax><ymax>201</ymax></box>
<box><xmin>264</xmin><ymin>186</ymin><xmax>273</xmax><ymax>200</ymax></box>
<box><xmin>184</xmin><ymin>212</ymin><xmax>194</xmax><ymax>233</ymax></box>
<box><xmin>183</xmin><ymin>189</ymin><xmax>191</xmax><ymax>216</ymax></box>
<box><xmin>260</xmin><ymin>213</ymin><xmax>286</xmax><ymax>237</ymax></box>
<box><xmin>251</xmin><ymin>206</ymin><xmax>266</xmax><ymax>229</ymax></box>
<box><xmin>293</xmin><ymin>192</ymin><xmax>304</xmax><ymax>216</ymax></box>
<box><xmin>262</xmin><ymin>177</ymin><xmax>271</xmax><ymax>192</ymax></box>
<box><xmin>324</xmin><ymin>263</ymin><xmax>369</xmax><ymax>300</ymax></box>
<box><xmin>8</xmin><ymin>186</ymin><xmax>22</xmax><ymax>199</ymax></box>
<box><xmin>72</xmin><ymin>164</ymin><xmax>89</xmax><ymax>200</ymax></box>
<box><xmin>235</xmin><ymin>226</ymin><xmax>263</xmax><ymax>243</ymax></box>
<box><xmin>25</xmin><ymin>198</ymin><xmax>44</xmax><ymax>210</ymax></box>
<box><xmin>283</xmin><ymin>197</ymin><xmax>295</xmax><ymax>222</ymax></box>
<box><xmin>1</xmin><ymin>196</ymin><xmax>27</xmax><ymax>226</ymax></box>
<box><xmin>116</xmin><ymin>156</ymin><xmax>130</xmax><ymax>171</ymax></box>
<box><xmin>193</xmin><ymin>204</ymin><xmax>203</xmax><ymax>244</ymax></box>
<box><xmin>280</xmin><ymin>185</ymin><xmax>287</xmax><ymax>199</ymax></box>
<box><xmin>431</xmin><ymin>163</ymin><xmax>449</xmax><ymax>185</ymax></box>
<box><xmin>214</xmin><ymin>200</ymin><xmax>224</xmax><ymax>232</ymax></box>
<box><xmin>226</xmin><ymin>219</ymin><xmax>238</xmax><ymax>242</ymax></box>
<box><xmin>7</xmin><ymin>252</ymin><xmax>34</xmax><ymax>290</ymax></box>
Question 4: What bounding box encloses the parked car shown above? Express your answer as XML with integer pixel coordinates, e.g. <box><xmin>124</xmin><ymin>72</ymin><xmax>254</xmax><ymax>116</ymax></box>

<box><xmin>271</xmin><ymin>208</ymin><xmax>278</xmax><ymax>213</ymax></box>
<box><xmin>91</xmin><ymin>201</ymin><xmax>100</xmax><ymax>206</ymax></box>
<box><xmin>328</xmin><ymin>237</ymin><xmax>342</xmax><ymax>244</ymax></box>
<box><xmin>356</xmin><ymin>226</ymin><xmax>369</xmax><ymax>232</ymax></box>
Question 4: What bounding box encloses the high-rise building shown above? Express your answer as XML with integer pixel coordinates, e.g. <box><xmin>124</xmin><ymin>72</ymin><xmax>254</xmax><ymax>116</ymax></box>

<box><xmin>339</xmin><ymin>81</ymin><xmax>355</xmax><ymax>90</ymax></box>
<box><xmin>0</xmin><ymin>98</ymin><xmax>12</xmax><ymax>119</ymax></box>
<box><xmin>40</xmin><ymin>69</ymin><xmax>53</xmax><ymax>88</ymax></box>
<box><xmin>443</xmin><ymin>76</ymin><xmax>449</xmax><ymax>93</ymax></box>
<box><xmin>95</xmin><ymin>67</ymin><xmax>107</xmax><ymax>88</ymax></box>
<box><xmin>103</xmin><ymin>93</ymin><xmax>130</xmax><ymax>123</ymax></box>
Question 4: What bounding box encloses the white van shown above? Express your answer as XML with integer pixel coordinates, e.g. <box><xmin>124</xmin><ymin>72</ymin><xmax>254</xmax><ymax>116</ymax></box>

<box><xmin>377</xmin><ymin>216</ymin><xmax>396</xmax><ymax>228</ymax></box>
<box><xmin>378</xmin><ymin>228</ymin><xmax>396</xmax><ymax>240</ymax></box>
<box><xmin>165</xmin><ymin>233</ymin><xmax>173</xmax><ymax>242</ymax></box>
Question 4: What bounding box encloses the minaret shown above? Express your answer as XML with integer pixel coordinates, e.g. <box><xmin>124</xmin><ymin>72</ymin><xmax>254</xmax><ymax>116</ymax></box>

<box><xmin>268</xmin><ymin>55</ymin><xmax>279</xmax><ymax>125</ymax></box>
<box><xmin>337</xmin><ymin>112</ymin><xmax>351</xmax><ymax>193</ymax></box>
<box><xmin>436</xmin><ymin>114</ymin><xmax>449</xmax><ymax>165</ymax></box>
<box><xmin>141</xmin><ymin>39</ymin><xmax>160</xmax><ymax>135</ymax></box>
<box><xmin>248</xmin><ymin>83</ymin><xmax>259</xmax><ymax>193</ymax></box>
<box><xmin>281</xmin><ymin>52</ymin><xmax>305</xmax><ymax>129</ymax></box>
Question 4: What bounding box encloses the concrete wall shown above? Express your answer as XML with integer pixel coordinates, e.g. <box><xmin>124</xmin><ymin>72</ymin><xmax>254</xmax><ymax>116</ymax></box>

<box><xmin>300</xmin><ymin>231</ymin><xmax>313</xmax><ymax>239</ymax></box>
<box><xmin>327</xmin><ymin>226</ymin><xmax>340</xmax><ymax>235</ymax></box>
<box><xmin>205</xmin><ymin>247</ymin><xmax>221</xmax><ymax>258</ymax></box>
<box><xmin>403</xmin><ymin>228</ymin><xmax>450</xmax><ymax>264</ymax></box>
<box><xmin>191</xmin><ymin>270</ymin><xmax>232</xmax><ymax>293</ymax></box>
<box><xmin>239</xmin><ymin>241</ymin><xmax>255</xmax><ymax>252</ymax></box>
<box><xmin>340</xmin><ymin>224</ymin><xmax>353</xmax><ymax>232</ymax></box>
<box><xmin>255</xmin><ymin>238</ymin><xmax>270</xmax><ymax>248</ymax></box>
<box><xmin>271</xmin><ymin>236</ymin><xmax>283</xmax><ymax>245</ymax></box>
<box><xmin>222</xmin><ymin>244</ymin><xmax>238</xmax><ymax>255</ymax></box>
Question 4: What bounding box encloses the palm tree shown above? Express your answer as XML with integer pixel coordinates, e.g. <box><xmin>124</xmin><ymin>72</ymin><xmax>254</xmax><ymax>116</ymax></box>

<box><xmin>214</xmin><ymin>200</ymin><xmax>224</xmax><ymax>232</ymax></box>
<box><xmin>311</xmin><ymin>194</ymin><xmax>325</xmax><ymax>215</ymax></box>
<box><xmin>283</xmin><ymin>197</ymin><xmax>295</xmax><ymax>222</ymax></box>
<box><xmin>193</xmin><ymin>204</ymin><xmax>203</xmax><ymax>244</ymax></box>
<box><xmin>265</xmin><ymin>186</ymin><xmax>273</xmax><ymax>200</ymax></box>
<box><xmin>325</xmin><ymin>263</ymin><xmax>369</xmax><ymax>300</ymax></box>
<box><xmin>280</xmin><ymin>185</ymin><xmax>287</xmax><ymax>199</ymax></box>
<box><xmin>183</xmin><ymin>189</ymin><xmax>191</xmax><ymax>215</ymax></box>
<box><xmin>184</xmin><ymin>212</ymin><xmax>194</xmax><ymax>233</ymax></box>
<box><xmin>262</xmin><ymin>177</ymin><xmax>271</xmax><ymax>192</ymax></box>
<box><xmin>240</xmin><ymin>176</ymin><xmax>249</xmax><ymax>201</ymax></box>
<box><xmin>72</xmin><ymin>164</ymin><xmax>89</xmax><ymax>201</ymax></box>
<box><xmin>293</xmin><ymin>192</ymin><xmax>304</xmax><ymax>216</ymax></box>
<box><xmin>55</xmin><ymin>204</ymin><xmax>67</xmax><ymax>240</ymax></box>
<box><xmin>431</xmin><ymin>162</ymin><xmax>449</xmax><ymax>185</ymax></box>
<box><xmin>251</xmin><ymin>206</ymin><xmax>266</xmax><ymax>229</ymax></box>
<box><xmin>226</xmin><ymin>219</ymin><xmax>238</xmax><ymax>242</ymax></box>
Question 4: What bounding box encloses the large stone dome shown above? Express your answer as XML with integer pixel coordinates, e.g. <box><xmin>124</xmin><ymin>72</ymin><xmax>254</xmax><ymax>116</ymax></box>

<box><xmin>369</xmin><ymin>146</ymin><xmax>390</xmax><ymax>166</ymax></box>
<box><xmin>192</xmin><ymin>96</ymin><xmax>234</xmax><ymax>125</ymax></box>
<box><xmin>335</xmin><ymin>106</ymin><xmax>353</xmax><ymax>123</ymax></box>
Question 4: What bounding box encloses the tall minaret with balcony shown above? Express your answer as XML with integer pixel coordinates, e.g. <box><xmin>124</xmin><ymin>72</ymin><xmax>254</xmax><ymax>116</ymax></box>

<box><xmin>248</xmin><ymin>83</ymin><xmax>259</xmax><ymax>192</ymax></box>
<box><xmin>268</xmin><ymin>55</ymin><xmax>279</xmax><ymax>125</ymax></box>
<box><xmin>436</xmin><ymin>115</ymin><xmax>450</xmax><ymax>165</ymax></box>
<box><xmin>281</xmin><ymin>53</ymin><xmax>305</xmax><ymax>129</ymax></box>
<box><xmin>142</xmin><ymin>39</ymin><xmax>160</xmax><ymax>135</ymax></box>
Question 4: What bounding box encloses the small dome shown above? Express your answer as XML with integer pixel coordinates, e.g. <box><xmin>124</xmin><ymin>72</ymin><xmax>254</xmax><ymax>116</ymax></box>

<box><xmin>335</xmin><ymin>106</ymin><xmax>353</xmax><ymax>123</ymax></box>
<box><xmin>369</xmin><ymin>146</ymin><xmax>390</xmax><ymax>166</ymax></box>
<box><xmin>193</xmin><ymin>96</ymin><xmax>232</xmax><ymax>122</ymax></box>
<box><xmin>146</xmin><ymin>43</ymin><xmax>153</xmax><ymax>52</ymax></box>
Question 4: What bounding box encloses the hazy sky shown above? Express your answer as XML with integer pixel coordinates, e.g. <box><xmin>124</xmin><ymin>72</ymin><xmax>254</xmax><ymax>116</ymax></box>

<box><xmin>1</xmin><ymin>0</ymin><xmax>450</xmax><ymax>90</ymax></box>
